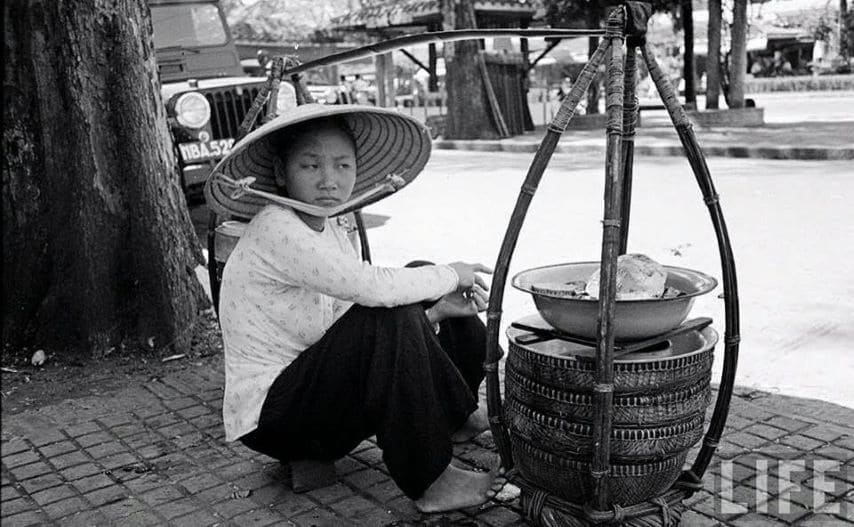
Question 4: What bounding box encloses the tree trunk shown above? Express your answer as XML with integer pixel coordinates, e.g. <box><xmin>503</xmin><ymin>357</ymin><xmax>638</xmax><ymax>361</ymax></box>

<box><xmin>729</xmin><ymin>0</ymin><xmax>748</xmax><ymax>108</ymax></box>
<box><xmin>682</xmin><ymin>0</ymin><xmax>696</xmax><ymax>106</ymax></box>
<box><xmin>706</xmin><ymin>0</ymin><xmax>722</xmax><ymax>109</ymax></box>
<box><xmin>3</xmin><ymin>0</ymin><xmax>207</xmax><ymax>356</ymax></box>
<box><xmin>442</xmin><ymin>0</ymin><xmax>500</xmax><ymax>139</ymax></box>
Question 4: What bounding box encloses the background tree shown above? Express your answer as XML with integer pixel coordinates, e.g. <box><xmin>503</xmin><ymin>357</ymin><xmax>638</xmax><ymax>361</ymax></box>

<box><xmin>544</xmin><ymin>0</ymin><xmax>680</xmax><ymax>114</ymax></box>
<box><xmin>441</xmin><ymin>0</ymin><xmax>502</xmax><ymax>139</ymax></box>
<box><xmin>706</xmin><ymin>0</ymin><xmax>722</xmax><ymax>109</ymax></box>
<box><xmin>3</xmin><ymin>0</ymin><xmax>207</xmax><ymax>357</ymax></box>
<box><xmin>728</xmin><ymin>0</ymin><xmax>748</xmax><ymax>107</ymax></box>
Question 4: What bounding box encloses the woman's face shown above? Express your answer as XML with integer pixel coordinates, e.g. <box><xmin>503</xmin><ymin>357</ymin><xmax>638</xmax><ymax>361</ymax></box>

<box><xmin>276</xmin><ymin>125</ymin><xmax>357</xmax><ymax>207</ymax></box>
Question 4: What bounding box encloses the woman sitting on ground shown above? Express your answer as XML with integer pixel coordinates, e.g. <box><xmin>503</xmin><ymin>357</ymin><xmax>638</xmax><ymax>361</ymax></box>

<box><xmin>205</xmin><ymin>103</ymin><xmax>502</xmax><ymax>512</ymax></box>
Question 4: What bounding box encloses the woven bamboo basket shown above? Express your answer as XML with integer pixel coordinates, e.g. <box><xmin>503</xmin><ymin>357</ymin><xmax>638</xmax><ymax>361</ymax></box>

<box><xmin>505</xmin><ymin>367</ymin><xmax>712</xmax><ymax>426</ymax></box>
<box><xmin>505</xmin><ymin>397</ymin><xmax>706</xmax><ymax>463</ymax></box>
<box><xmin>512</xmin><ymin>435</ymin><xmax>689</xmax><ymax>506</ymax></box>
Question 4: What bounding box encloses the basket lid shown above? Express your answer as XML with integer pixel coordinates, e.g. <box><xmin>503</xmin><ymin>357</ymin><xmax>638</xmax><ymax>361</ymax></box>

<box><xmin>507</xmin><ymin>314</ymin><xmax>718</xmax><ymax>364</ymax></box>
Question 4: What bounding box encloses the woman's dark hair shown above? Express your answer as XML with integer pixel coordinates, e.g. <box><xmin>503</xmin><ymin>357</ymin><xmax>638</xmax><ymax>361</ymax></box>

<box><xmin>271</xmin><ymin>116</ymin><xmax>357</xmax><ymax>196</ymax></box>
<box><xmin>272</xmin><ymin>116</ymin><xmax>357</xmax><ymax>163</ymax></box>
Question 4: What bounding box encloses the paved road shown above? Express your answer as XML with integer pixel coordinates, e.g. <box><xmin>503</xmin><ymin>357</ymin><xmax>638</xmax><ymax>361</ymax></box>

<box><xmin>353</xmin><ymin>150</ymin><xmax>854</xmax><ymax>409</ymax></box>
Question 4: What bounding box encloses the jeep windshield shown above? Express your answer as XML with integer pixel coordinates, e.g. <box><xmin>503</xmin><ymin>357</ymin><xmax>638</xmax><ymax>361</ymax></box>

<box><xmin>151</xmin><ymin>3</ymin><xmax>228</xmax><ymax>49</ymax></box>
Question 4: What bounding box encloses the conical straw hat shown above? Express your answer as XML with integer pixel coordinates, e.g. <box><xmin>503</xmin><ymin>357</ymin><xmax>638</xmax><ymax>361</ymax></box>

<box><xmin>204</xmin><ymin>103</ymin><xmax>432</xmax><ymax>219</ymax></box>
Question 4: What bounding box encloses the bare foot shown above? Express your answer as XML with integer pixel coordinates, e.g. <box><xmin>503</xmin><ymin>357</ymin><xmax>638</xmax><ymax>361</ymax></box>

<box><xmin>415</xmin><ymin>464</ymin><xmax>506</xmax><ymax>513</ymax></box>
<box><xmin>451</xmin><ymin>401</ymin><xmax>490</xmax><ymax>443</ymax></box>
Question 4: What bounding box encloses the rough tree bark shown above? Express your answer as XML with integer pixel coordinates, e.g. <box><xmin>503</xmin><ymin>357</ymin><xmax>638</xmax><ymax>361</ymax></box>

<box><xmin>441</xmin><ymin>0</ymin><xmax>500</xmax><ymax>139</ymax></box>
<box><xmin>682</xmin><ymin>0</ymin><xmax>696</xmax><ymax>105</ymax></box>
<box><xmin>3</xmin><ymin>0</ymin><xmax>207</xmax><ymax>356</ymax></box>
<box><xmin>706</xmin><ymin>0</ymin><xmax>722</xmax><ymax>109</ymax></box>
<box><xmin>728</xmin><ymin>0</ymin><xmax>748</xmax><ymax>108</ymax></box>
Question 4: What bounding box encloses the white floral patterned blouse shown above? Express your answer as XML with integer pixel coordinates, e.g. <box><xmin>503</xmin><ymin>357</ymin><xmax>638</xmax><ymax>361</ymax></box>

<box><xmin>219</xmin><ymin>205</ymin><xmax>459</xmax><ymax>441</ymax></box>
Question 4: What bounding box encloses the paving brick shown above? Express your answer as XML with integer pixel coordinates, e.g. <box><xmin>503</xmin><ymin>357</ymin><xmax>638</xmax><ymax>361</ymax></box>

<box><xmin>477</xmin><ymin>505</ymin><xmax>524</xmax><ymax>526</ymax></box>
<box><xmin>2</xmin><ymin>450</ymin><xmax>40</xmax><ymax>468</ymax></box>
<box><xmin>306</xmin><ymin>482</ymin><xmax>354</xmax><ymax>504</ymax></box>
<box><xmin>83</xmin><ymin>484</ymin><xmax>127</xmax><ymax>506</ymax></box>
<box><xmin>29</xmin><ymin>429</ymin><xmax>66</xmax><ymax>447</ymax></box>
<box><xmin>74</xmin><ymin>431</ymin><xmax>112</xmax><ymax>448</ymax></box>
<box><xmin>212</xmin><ymin>495</ymin><xmax>258</xmax><ymax>518</ymax></box>
<box><xmin>196</xmin><ymin>482</ymin><xmax>234</xmax><ymax>503</ymax></box>
<box><xmin>85</xmin><ymin>441</ymin><xmax>127</xmax><ymax>459</ymax></box>
<box><xmin>162</xmin><ymin>396</ymin><xmax>197</xmax><ymax>411</ymax></box>
<box><xmin>96</xmin><ymin>496</ymin><xmax>148</xmax><ymax>519</ymax></box>
<box><xmin>335</xmin><ymin>456</ymin><xmax>366</xmax><ymax>476</ymax></box>
<box><xmin>71</xmin><ymin>472</ymin><xmax>114</xmax><ymax>493</ymax></box>
<box><xmin>43</xmin><ymin>495</ymin><xmax>87</xmax><ymax>519</ymax></box>
<box><xmin>781</xmin><ymin>434</ymin><xmax>826</xmax><ymax>451</ymax></box>
<box><xmin>28</xmin><ymin>481</ymin><xmax>76</xmax><ymax>505</ymax></box>
<box><xmin>344</xmin><ymin>467</ymin><xmax>387</xmax><ymax>489</ymax></box>
<box><xmin>728</xmin><ymin>432</ymin><xmax>770</xmax><ymax>450</ymax></box>
<box><xmin>48</xmin><ymin>509</ymin><xmax>108</xmax><ymax>527</ymax></box>
<box><xmin>0</xmin><ymin>497</ymin><xmax>32</xmax><ymax>516</ymax></box>
<box><xmin>49</xmin><ymin>450</ymin><xmax>90</xmax><ymax>470</ymax></box>
<box><xmin>170</xmin><ymin>509</ymin><xmax>220</xmax><ymax>526</ymax></box>
<box><xmin>109</xmin><ymin>423</ymin><xmax>144</xmax><ymax>438</ymax></box>
<box><xmin>1</xmin><ymin>484</ymin><xmax>20</xmax><ymax>501</ymax></box>
<box><xmin>730</xmin><ymin>512</ymin><xmax>788</xmax><ymax>525</ymax></box>
<box><xmin>158</xmin><ymin>496</ymin><xmax>200</xmax><ymax>519</ymax></box>
<box><xmin>233</xmin><ymin>470</ymin><xmax>277</xmax><ymax>492</ymax></box>
<box><xmin>99</xmin><ymin>452</ymin><xmax>138</xmax><ymax>470</ymax></box>
<box><xmin>123</xmin><ymin>474</ymin><xmax>166</xmax><ymax>494</ymax></box>
<box><xmin>38</xmin><ymin>440</ymin><xmax>77</xmax><ymax>458</ymax></box>
<box><xmin>351</xmin><ymin>446</ymin><xmax>383</xmax><ymax>466</ymax></box>
<box><xmin>98</xmin><ymin>414</ymin><xmax>134</xmax><ymax>428</ymax></box>
<box><xmin>231</xmin><ymin>507</ymin><xmax>285</xmax><ymax>526</ymax></box>
<box><xmin>679</xmin><ymin>510</ymin><xmax>721</xmax><ymax>526</ymax></box>
<box><xmin>2</xmin><ymin>510</ymin><xmax>50</xmax><ymax>526</ymax></box>
<box><xmin>140</xmin><ymin>484</ymin><xmax>186</xmax><ymax>506</ymax></box>
<box><xmin>765</xmin><ymin>416</ymin><xmax>813</xmax><ymax>433</ymax></box>
<box><xmin>804</xmin><ymin>425</ymin><xmax>846</xmax><ymax>443</ymax></box>
<box><xmin>178</xmin><ymin>472</ymin><xmax>223</xmax><ymax>493</ymax></box>
<box><xmin>145</xmin><ymin>381</ymin><xmax>182</xmax><ymax>400</ymax></box>
<box><xmin>271</xmin><ymin>492</ymin><xmax>318</xmax><ymax>517</ymax></box>
<box><xmin>328</xmin><ymin>494</ymin><xmax>376</xmax><ymax>516</ymax></box>
<box><xmin>177</xmin><ymin>405</ymin><xmax>210</xmax><ymax>420</ymax></box>
<box><xmin>64</xmin><ymin>422</ymin><xmax>101</xmax><ymax>437</ymax></box>
<box><xmin>122</xmin><ymin>510</ymin><xmax>163</xmax><ymax>525</ymax></box>
<box><xmin>744</xmin><ymin>423</ymin><xmax>790</xmax><ymax>441</ymax></box>
<box><xmin>144</xmin><ymin>412</ymin><xmax>181</xmax><ymax>429</ymax></box>
<box><xmin>814</xmin><ymin>445</ymin><xmax>854</xmax><ymax>462</ymax></box>
<box><xmin>798</xmin><ymin>513</ymin><xmax>854</xmax><ymax>526</ymax></box>
<box><xmin>757</xmin><ymin>443</ymin><xmax>803</xmax><ymax>460</ymax></box>
<box><xmin>293</xmin><ymin>507</ymin><xmax>350</xmax><ymax>526</ymax></box>
<box><xmin>725</xmin><ymin>414</ymin><xmax>756</xmax><ymax>432</ymax></box>
<box><xmin>349</xmin><ymin>507</ymin><xmax>398</xmax><ymax>526</ymax></box>
<box><xmin>361</xmin><ymin>478</ymin><xmax>404</xmax><ymax>502</ymax></box>
<box><xmin>18</xmin><ymin>472</ymin><xmax>64</xmax><ymax>493</ymax></box>
<box><xmin>217</xmin><ymin>459</ymin><xmax>260</xmax><ymax>481</ymax></box>
<box><xmin>2</xmin><ymin>439</ymin><xmax>30</xmax><ymax>455</ymax></box>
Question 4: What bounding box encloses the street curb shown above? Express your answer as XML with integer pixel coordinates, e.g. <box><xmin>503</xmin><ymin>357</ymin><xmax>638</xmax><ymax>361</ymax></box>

<box><xmin>434</xmin><ymin>140</ymin><xmax>854</xmax><ymax>161</ymax></box>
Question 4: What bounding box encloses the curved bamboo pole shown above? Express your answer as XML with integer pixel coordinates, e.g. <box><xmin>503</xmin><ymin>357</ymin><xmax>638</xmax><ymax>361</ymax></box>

<box><xmin>641</xmin><ymin>44</ymin><xmax>741</xmax><ymax>483</ymax></box>
<box><xmin>589</xmin><ymin>8</ymin><xmax>626</xmax><ymax>512</ymax></box>
<box><xmin>279</xmin><ymin>29</ymin><xmax>607</xmax><ymax>77</ymax></box>
<box><xmin>618</xmin><ymin>45</ymin><xmax>639</xmax><ymax>254</ymax></box>
<box><xmin>484</xmin><ymin>38</ymin><xmax>612</xmax><ymax>469</ymax></box>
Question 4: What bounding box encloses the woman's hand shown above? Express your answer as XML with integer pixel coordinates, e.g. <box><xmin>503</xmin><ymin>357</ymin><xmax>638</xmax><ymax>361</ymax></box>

<box><xmin>428</xmin><ymin>262</ymin><xmax>493</xmax><ymax>324</ymax></box>
<box><xmin>447</xmin><ymin>262</ymin><xmax>493</xmax><ymax>290</ymax></box>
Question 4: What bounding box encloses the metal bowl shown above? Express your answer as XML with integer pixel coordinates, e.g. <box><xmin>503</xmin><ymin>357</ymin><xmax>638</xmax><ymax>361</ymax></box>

<box><xmin>512</xmin><ymin>262</ymin><xmax>718</xmax><ymax>341</ymax></box>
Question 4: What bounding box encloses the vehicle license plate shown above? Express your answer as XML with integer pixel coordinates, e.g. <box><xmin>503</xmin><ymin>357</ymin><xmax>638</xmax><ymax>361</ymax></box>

<box><xmin>179</xmin><ymin>138</ymin><xmax>235</xmax><ymax>162</ymax></box>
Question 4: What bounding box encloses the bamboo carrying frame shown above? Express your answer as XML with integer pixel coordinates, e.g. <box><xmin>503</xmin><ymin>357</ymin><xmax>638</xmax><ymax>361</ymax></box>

<box><xmin>206</xmin><ymin>5</ymin><xmax>741</xmax><ymax>523</ymax></box>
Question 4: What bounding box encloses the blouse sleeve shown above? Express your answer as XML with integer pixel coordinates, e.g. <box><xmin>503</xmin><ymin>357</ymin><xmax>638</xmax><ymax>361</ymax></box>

<box><xmin>256</xmin><ymin>208</ymin><xmax>459</xmax><ymax>307</ymax></box>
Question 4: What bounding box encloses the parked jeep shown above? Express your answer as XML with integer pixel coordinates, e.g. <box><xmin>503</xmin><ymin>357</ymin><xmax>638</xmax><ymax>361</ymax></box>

<box><xmin>151</xmin><ymin>0</ymin><xmax>295</xmax><ymax>194</ymax></box>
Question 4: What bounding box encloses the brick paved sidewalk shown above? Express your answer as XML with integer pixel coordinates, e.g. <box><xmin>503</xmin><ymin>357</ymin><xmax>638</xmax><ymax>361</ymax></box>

<box><xmin>2</xmin><ymin>362</ymin><xmax>852</xmax><ymax>526</ymax></box>
<box><xmin>435</xmin><ymin>121</ymin><xmax>854</xmax><ymax>161</ymax></box>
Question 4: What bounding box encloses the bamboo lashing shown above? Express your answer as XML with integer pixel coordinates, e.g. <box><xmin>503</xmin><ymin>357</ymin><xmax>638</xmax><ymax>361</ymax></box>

<box><xmin>589</xmin><ymin>6</ymin><xmax>626</xmax><ymax>513</ymax></box>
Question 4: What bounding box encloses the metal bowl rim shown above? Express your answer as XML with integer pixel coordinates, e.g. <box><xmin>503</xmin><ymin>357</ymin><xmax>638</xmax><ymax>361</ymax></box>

<box><xmin>511</xmin><ymin>261</ymin><xmax>719</xmax><ymax>303</ymax></box>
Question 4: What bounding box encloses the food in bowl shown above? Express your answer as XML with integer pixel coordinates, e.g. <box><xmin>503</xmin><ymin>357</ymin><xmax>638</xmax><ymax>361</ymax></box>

<box><xmin>533</xmin><ymin>254</ymin><xmax>684</xmax><ymax>302</ymax></box>
<box><xmin>513</xmin><ymin>262</ymin><xmax>718</xmax><ymax>340</ymax></box>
